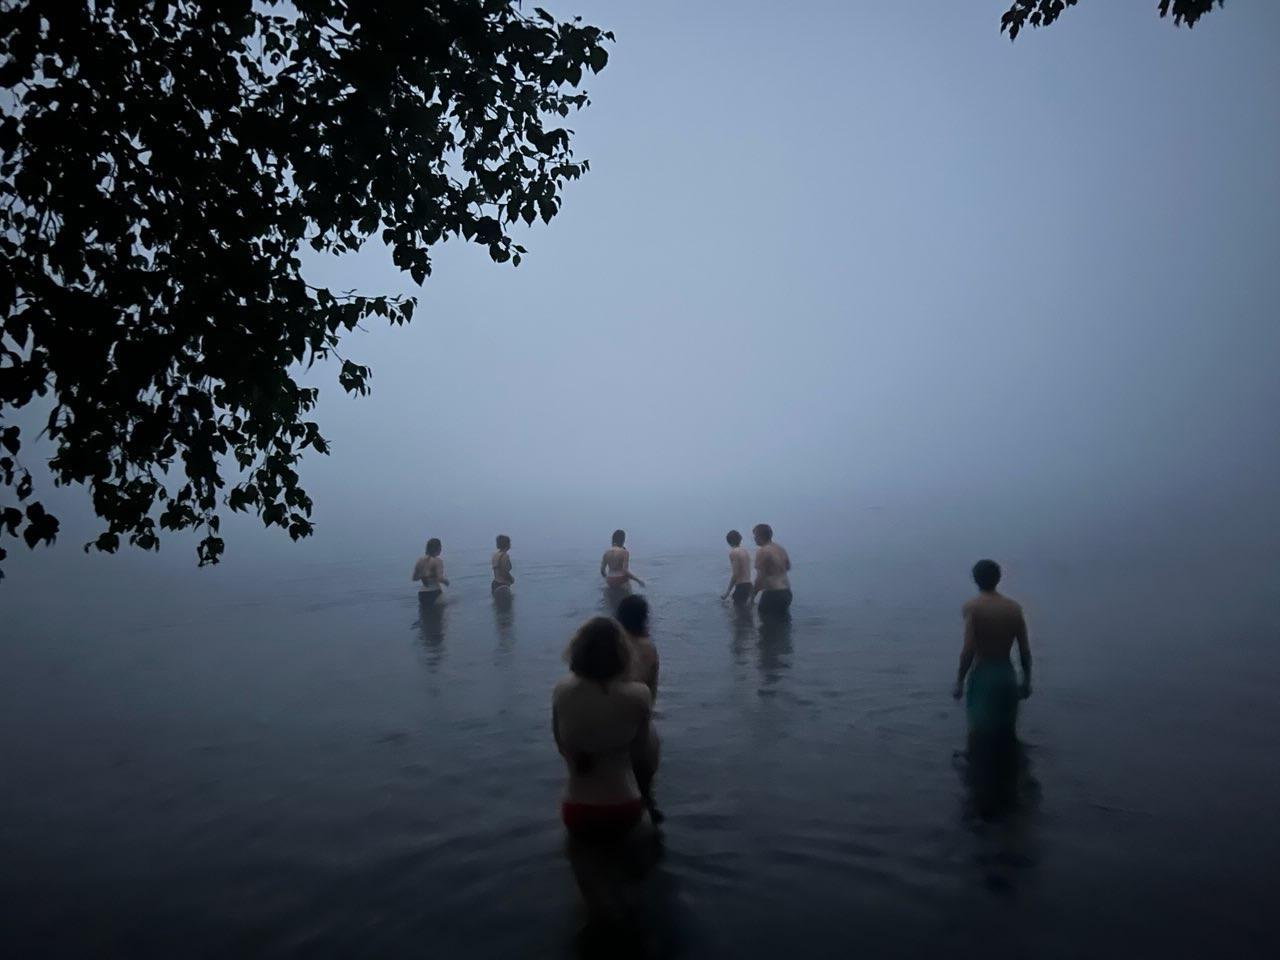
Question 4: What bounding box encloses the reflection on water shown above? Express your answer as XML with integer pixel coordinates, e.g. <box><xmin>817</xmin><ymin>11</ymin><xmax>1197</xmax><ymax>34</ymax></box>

<box><xmin>415</xmin><ymin>594</ymin><xmax>448</xmax><ymax>671</ymax></box>
<box><xmin>956</xmin><ymin>738</ymin><xmax>1041</xmax><ymax>895</ymax></box>
<box><xmin>727</xmin><ymin>603</ymin><xmax>754</xmax><ymax>667</ymax></box>
<box><xmin>565</xmin><ymin>821</ymin><xmax>709</xmax><ymax>959</ymax></box>
<box><xmin>602</xmin><ymin>583</ymin><xmax>632</xmax><ymax>614</ymax></box>
<box><xmin>565</xmin><ymin>821</ymin><xmax>662</xmax><ymax>954</ymax></box>
<box><xmin>755</xmin><ymin>614</ymin><xmax>792</xmax><ymax>686</ymax></box>
<box><xmin>493</xmin><ymin>589</ymin><xmax>515</xmax><ymax>661</ymax></box>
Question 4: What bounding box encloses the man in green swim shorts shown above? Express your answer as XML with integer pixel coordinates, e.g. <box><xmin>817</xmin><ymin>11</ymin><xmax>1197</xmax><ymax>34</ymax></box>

<box><xmin>952</xmin><ymin>559</ymin><xmax>1031</xmax><ymax>746</ymax></box>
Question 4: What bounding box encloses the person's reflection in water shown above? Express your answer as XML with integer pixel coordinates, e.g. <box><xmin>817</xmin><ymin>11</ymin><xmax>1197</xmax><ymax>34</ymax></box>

<box><xmin>601</xmin><ymin>582</ymin><xmax>631</xmax><ymax>614</ymax></box>
<box><xmin>958</xmin><ymin>733</ymin><xmax>1029</xmax><ymax>820</ymax></box>
<box><xmin>414</xmin><ymin>593</ymin><xmax>448</xmax><ymax>672</ymax></box>
<box><xmin>492</xmin><ymin>587</ymin><xmax>515</xmax><ymax>662</ymax></box>
<box><xmin>727</xmin><ymin>602</ymin><xmax>754</xmax><ymax>667</ymax></box>
<box><xmin>755</xmin><ymin>614</ymin><xmax>793</xmax><ymax>686</ymax></box>
<box><xmin>955</xmin><ymin>737</ymin><xmax>1041</xmax><ymax>893</ymax></box>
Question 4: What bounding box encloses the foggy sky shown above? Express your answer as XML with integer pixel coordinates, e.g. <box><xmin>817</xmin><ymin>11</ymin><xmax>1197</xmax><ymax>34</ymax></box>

<box><xmin>9</xmin><ymin>0</ymin><xmax>1280</xmax><ymax>573</ymax></box>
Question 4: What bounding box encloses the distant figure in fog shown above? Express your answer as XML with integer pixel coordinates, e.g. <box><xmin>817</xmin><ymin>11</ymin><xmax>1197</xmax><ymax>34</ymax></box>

<box><xmin>721</xmin><ymin>529</ymin><xmax>753</xmax><ymax>606</ymax></box>
<box><xmin>411</xmin><ymin>538</ymin><xmax>449</xmax><ymax>605</ymax></box>
<box><xmin>553</xmin><ymin>617</ymin><xmax>654</xmax><ymax>839</ymax></box>
<box><xmin>952</xmin><ymin>559</ymin><xmax>1032</xmax><ymax>747</ymax></box>
<box><xmin>601</xmin><ymin>529</ymin><xmax>645</xmax><ymax>592</ymax></box>
<box><xmin>751</xmin><ymin>523</ymin><xmax>792</xmax><ymax>619</ymax></box>
<box><xmin>616</xmin><ymin>595</ymin><xmax>661</xmax><ymax>821</ymax></box>
<box><xmin>491</xmin><ymin>534</ymin><xmax>514</xmax><ymax>595</ymax></box>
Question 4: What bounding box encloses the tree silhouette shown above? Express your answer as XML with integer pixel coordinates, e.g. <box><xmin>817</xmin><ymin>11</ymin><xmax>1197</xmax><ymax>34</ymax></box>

<box><xmin>1002</xmin><ymin>0</ymin><xmax>1226</xmax><ymax>40</ymax></box>
<box><xmin>0</xmin><ymin>1</ymin><xmax>611</xmax><ymax>576</ymax></box>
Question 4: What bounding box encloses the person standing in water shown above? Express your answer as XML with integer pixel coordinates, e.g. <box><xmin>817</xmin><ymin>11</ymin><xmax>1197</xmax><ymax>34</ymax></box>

<box><xmin>552</xmin><ymin>617</ymin><xmax>654</xmax><ymax>839</ymax></box>
<box><xmin>600</xmin><ymin>529</ymin><xmax>645</xmax><ymax>591</ymax></box>
<box><xmin>411</xmin><ymin>537</ymin><xmax>449</xmax><ymax>605</ymax></box>
<box><xmin>952</xmin><ymin>559</ymin><xmax>1032</xmax><ymax>747</ymax></box>
<box><xmin>751</xmin><ymin>523</ymin><xmax>792</xmax><ymax>619</ymax></box>
<box><xmin>491</xmin><ymin>534</ymin><xmax>514</xmax><ymax>595</ymax></box>
<box><xmin>721</xmin><ymin>529</ymin><xmax>753</xmax><ymax>606</ymax></box>
<box><xmin>615</xmin><ymin>595</ymin><xmax>661</xmax><ymax>821</ymax></box>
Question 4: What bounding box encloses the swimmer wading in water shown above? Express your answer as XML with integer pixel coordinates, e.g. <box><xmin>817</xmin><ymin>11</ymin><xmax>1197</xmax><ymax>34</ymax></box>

<box><xmin>952</xmin><ymin>559</ymin><xmax>1032</xmax><ymax>748</ymax></box>
<box><xmin>552</xmin><ymin>617</ymin><xmax>654</xmax><ymax>840</ymax></box>
<box><xmin>600</xmin><ymin>529</ymin><xmax>645</xmax><ymax>592</ymax></box>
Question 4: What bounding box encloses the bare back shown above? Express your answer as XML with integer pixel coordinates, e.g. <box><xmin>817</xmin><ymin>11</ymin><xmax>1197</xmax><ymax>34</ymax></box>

<box><xmin>412</xmin><ymin>555</ymin><xmax>443</xmax><ymax>592</ymax></box>
<box><xmin>962</xmin><ymin>592</ymin><xmax>1027</xmax><ymax>663</ymax></box>
<box><xmin>491</xmin><ymin>550</ymin><xmax>513</xmax><ymax>586</ymax></box>
<box><xmin>754</xmin><ymin>542</ymin><xmax>791</xmax><ymax>591</ymax></box>
<box><xmin>553</xmin><ymin>676</ymin><xmax>651</xmax><ymax>805</ymax></box>
<box><xmin>626</xmin><ymin>634</ymin><xmax>660</xmax><ymax>700</ymax></box>
<box><xmin>602</xmin><ymin>547</ymin><xmax>629</xmax><ymax>575</ymax></box>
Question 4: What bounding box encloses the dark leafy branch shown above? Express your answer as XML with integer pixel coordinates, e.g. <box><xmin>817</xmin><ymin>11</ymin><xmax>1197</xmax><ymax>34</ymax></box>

<box><xmin>0</xmin><ymin>1</ymin><xmax>612</xmax><ymax>578</ymax></box>
<box><xmin>1002</xmin><ymin>0</ymin><xmax>1225</xmax><ymax>40</ymax></box>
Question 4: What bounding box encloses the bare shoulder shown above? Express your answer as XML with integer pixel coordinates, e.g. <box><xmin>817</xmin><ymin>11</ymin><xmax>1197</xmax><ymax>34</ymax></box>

<box><xmin>552</xmin><ymin>675</ymin><xmax>579</xmax><ymax>704</ymax></box>
<box><xmin>961</xmin><ymin>597</ymin><xmax>977</xmax><ymax>617</ymax></box>
<box><xmin>616</xmin><ymin>679</ymin><xmax>652</xmax><ymax>713</ymax></box>
<box><xmin>635</xmin><ymin>636</ymin><xmax>659</xmax><ymax>665</ymax></box>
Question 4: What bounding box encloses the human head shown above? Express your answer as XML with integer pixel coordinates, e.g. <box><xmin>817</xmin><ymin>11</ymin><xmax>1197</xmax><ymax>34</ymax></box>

<box><xmin>496</xmin><ymin>534</ymin><xmax>511</xmax><ymax>551</ymax></box>
<box><xmin>972</xmin><ymin>559</ymin><xmax>1001</xmax><ymax>592</ymax></box>
<box><xmin>615</xmin><ymin>594</ymin><xmax>650</xmax><ymax>637</ymax></box>
<box><xmin>752</xmin><ymin>523</ymin><xmax>773</xmax><ymax>546</ymax></box>
<box><xmin>726</xmin><ymin>529</ymin><xmax>742</xmax><ymax>547</ymax></box>
<box><xmin>611</xmin><ymin>529</ymin><xmax>626</xmax><ymax>547</ymax></box>
<box><xmin>565</xmin><ymin>616</ymin><xmax>631</xmax><ymax>684</ymax></box>
<box><xmin>426</xmin><ymin>538</ymin><xmax>442</xmax><ymax>557</ymax></box>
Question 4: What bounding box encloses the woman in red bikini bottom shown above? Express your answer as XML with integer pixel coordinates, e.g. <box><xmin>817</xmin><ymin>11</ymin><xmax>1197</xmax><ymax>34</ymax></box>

<box><xmin>552</xmin><ymin>616</ymin><xmax>654</xmax><ymax>842</ymax></box>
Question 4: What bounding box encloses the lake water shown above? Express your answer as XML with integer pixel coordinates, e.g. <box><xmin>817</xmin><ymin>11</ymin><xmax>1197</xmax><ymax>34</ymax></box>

<box><xmin>2</xmin><ymin>543</ymin><xmax>1277</xmax><ymax>958</ymax></box>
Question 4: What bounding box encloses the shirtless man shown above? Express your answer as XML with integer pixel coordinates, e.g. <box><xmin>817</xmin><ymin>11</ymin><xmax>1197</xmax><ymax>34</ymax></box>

<box><xmin>491</xmin><ymin>534</ymin><xmax>514</xmax><ymax>595</ymax></box>
<box><xmin>751</xmin><ymin>523</ymin><xmax>792</xmax><ymax>618</ymax></box>
<box><xmin>600</xmin><ymin>529</ymin><xmax>645</xmax><ymax>591</ymax></box>
<box><xmin>952</xmin><ymin>559</ymin><xmax>1031</xmax><ymax>744</ymax></box>
<box><xmin>721</xmin><ymin>529</ymin><xmax>753</xmax><ymax>606</ymax></box>
<box><xmin>411</xmin><ymin>538</ymin><xmax>449</xmax><ymax>605</ymax></box>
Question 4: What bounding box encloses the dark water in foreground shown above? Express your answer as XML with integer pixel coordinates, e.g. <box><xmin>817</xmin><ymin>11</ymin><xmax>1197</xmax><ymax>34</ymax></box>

<box><xmin>2</xmin><ymin>545</ymin><xmax>1277</xmax><ymax>958</ymax></box>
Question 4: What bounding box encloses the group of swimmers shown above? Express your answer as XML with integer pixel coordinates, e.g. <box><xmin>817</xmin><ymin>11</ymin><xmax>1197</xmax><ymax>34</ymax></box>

<box><xmin>409</xmin><ymin>533</ymin><xmax>516</xmax><ymax>604</ymax></box>
<box><xmin>410</xmin><ymin>523</ymin><xmax>795</xmax><ymax>616</ymax></box>
<box><xmin>411</xmin><ymin>528</ymin><xmax>1034</xmax><ymax>852</ymax></box>
<box><xmin>599</xmin><ymin>524</ymin><xmax>794</xmax><ymax>618</ymax></box>
<box><xmin>550</xmin><ymin>561</ymin><xmax>1031</xmax><ymax>931</ymax></box>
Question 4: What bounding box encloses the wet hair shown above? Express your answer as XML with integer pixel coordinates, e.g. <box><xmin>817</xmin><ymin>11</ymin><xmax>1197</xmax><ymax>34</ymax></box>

<box><xmin>752</xmin><ymin>523</ymin><xmax>773</xmax><ymax>543</ymax></box>
<box><xmin>726</xmin><ymin>529</ymin><xmax>742</xmax><ymax>547</ymax></box>
<box><xmin>496</xmin><ymin>534</ymin><xmax>511</xmax><ymax>550</ymax></box>
<box><xmin>565</xmin><ymin>616</ymin><xmax>631</xmax><ymax>684</ymax></box>
<box><xmin>425</xmin><ymin>538</ymin><xmax>442</xmax><ymax>556</ymax></box>
<box><xmin>615</xmin><ymin>594</ymin><xmax>650</xmax><ymax>637</ymax></box>
<box><xmin>611</xmin><ymin>529</ymin><xmax>626</xmax><ymax>547</ymax></box>
<box><xmin>972</xmin><ymin>559</ymin><xmax>1001</xmax><ymax>592</ymax></box>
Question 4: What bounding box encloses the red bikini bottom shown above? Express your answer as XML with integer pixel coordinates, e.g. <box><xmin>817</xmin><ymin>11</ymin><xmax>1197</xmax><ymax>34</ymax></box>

<box><xmin>561</xmin><ymin>798</ymin><xmax>645</xmax><ymax>840</ymax></box>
